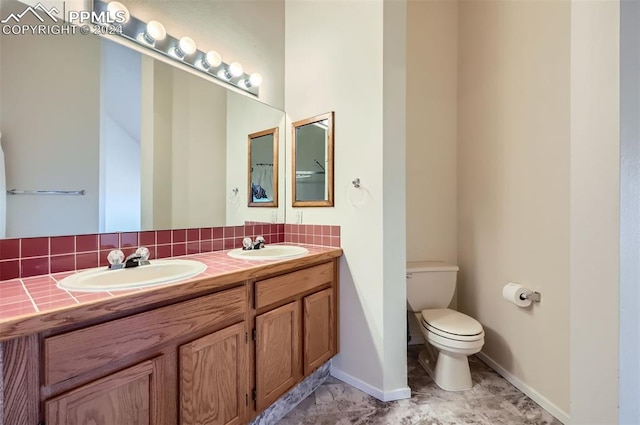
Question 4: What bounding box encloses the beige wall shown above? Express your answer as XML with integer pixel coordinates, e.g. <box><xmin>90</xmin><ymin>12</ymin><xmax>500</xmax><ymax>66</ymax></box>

<box><xmin>285</xmin><ymin>0</ymin><xmax>409</xmax><ymax>400</ymax></box>
<box><xmin>406</xmin><ymin>0</ymin><xmax>458</xmax><ymax>264</ymax></box>
<box><xmin>569</xmin><ymin>1</ymin><xmax>620</xmax><ymax>423</ymax></box>
<box><xmin>457</xmin><ymin>0</ymin><xmax>570</xmax><ymax>419</ymax></box>
<box><xmin>0</xmin><ymin>2</ymin><xmax>101</xmax><ymax>238</ymax></box>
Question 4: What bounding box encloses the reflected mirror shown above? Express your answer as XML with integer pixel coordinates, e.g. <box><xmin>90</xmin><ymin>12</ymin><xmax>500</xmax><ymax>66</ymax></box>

<box><xmin>292</xmin><ymin>112</ymin><xmax>334</xmax><ymax>207</ymax></box>
<box><xmin>248</xmin><ymin>128</ymin><xmax>279</xmax><ymax>207</ymax></box>
<box><xmin>0</xmin><ymin>0</ymin><xmax>285</xmax><ymax>239</ymax></box>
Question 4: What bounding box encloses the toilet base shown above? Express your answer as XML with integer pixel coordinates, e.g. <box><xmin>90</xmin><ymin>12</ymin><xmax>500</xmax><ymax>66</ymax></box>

<box><xmin>418</xmin><ymin>347</ymin><xmax>473</xmax><ymax>391</ymax></box>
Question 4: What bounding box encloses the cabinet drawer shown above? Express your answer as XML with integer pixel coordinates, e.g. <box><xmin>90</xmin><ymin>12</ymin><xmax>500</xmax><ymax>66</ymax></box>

<box><xmin>255</xmin><ymin>262</ymin><xmax>333</xmax><ymax>309</ymax></box>
<box><xmin>45</xmin><ymin>286</ymin><xmax>246</xmax><ymax>386</ymax></box>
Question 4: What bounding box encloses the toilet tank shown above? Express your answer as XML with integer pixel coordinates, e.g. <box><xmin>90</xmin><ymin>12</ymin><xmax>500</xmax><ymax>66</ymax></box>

<box><xmin>406</xmin><ymin>261</ymin><xmax>459</xmax><ymax>312</ymax></box>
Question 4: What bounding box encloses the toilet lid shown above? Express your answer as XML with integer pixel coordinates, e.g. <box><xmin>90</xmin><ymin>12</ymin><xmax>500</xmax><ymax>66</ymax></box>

<box><xmin>421</xmin><ymin>308</ymin><xmax>483</xmax><ymax>337</ymax></box>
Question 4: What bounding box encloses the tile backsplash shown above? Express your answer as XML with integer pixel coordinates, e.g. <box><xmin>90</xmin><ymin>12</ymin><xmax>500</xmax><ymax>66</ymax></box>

<box><xmin>0</xmin><ymin>224</ymin><xmax>341</xmax><ymax>281</ymax></box>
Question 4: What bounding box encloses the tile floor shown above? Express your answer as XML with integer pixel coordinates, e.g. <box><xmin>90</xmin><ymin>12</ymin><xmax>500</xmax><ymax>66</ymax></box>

<box><xmin>279</xmin><ymin>345</ymin><xmax>562</xmax><ymax>425</ymax></box>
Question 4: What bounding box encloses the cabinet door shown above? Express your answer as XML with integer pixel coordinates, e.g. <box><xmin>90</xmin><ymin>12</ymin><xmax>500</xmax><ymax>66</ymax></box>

<box><xmin>45</xmin><ymin>357</ymin><xmax>162</xmax><ymax>425</ymax></box>
<box><xmin>180</xmin><ymin>322</ymin><xmax>248</xmax><ymax>425</ymax></box>
<box><xmin>303</xmin><ymin>288</ymin><xmax>336</xmax><ymax>374</ymax></box>
<box><xmin>255</xmin><ymin>301</ymin><xmax>301</xmax><ymax>411</ymax></box>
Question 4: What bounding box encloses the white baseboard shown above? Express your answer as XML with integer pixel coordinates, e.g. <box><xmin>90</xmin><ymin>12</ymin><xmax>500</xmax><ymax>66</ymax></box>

<box><xmin>475</xmin><ymin>352</ymin><xmax>570</xmax><ymax>424</ymax></box>
<box><xmin>330</xmin><ymin>367</ymin><xmax>411</xmax><ymax>402</ymax></box>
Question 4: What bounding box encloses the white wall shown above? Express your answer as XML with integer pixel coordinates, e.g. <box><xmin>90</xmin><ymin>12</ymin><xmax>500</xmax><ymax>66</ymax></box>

<box><xmin>285</xmin><ymin>0</ymin><xmax>409</xmax><ymax>400</ymax></box>
<box><xmin>0</xmin><ymin>1</ymin><xmax>101</xmax><ymax>237</ymax></box>
<box><xmin>115</xmin><ymin>0</ymin><xmax>285</xmax><ymax>109</ymax></box>
<box><xmin>569</xmin><ymin>1</ymin><xmax>620</xmax><ymax>423</ymax></box>
<box><xmin>226</xmin><ymin>92</ymin><xmax>285</xmax><ymax>225</ymax></box>
<box><xmin>406</xmin><ymin>0</ymin><xmax>457</xmax><ymax>264</ymax></box>
<box><xmin>620</xmin><ymin>1</ymin><xmax>640</xmax><ymax>423</ymax></box>
<box><xmin>457</xmin><ymin>1</ymin><xmax>571</xmax><ymax>420</ymax></box>
<box><xmin>99</xmin><ymin>39</ymin><xmax>141</xmax><ymax>233</ymax></box>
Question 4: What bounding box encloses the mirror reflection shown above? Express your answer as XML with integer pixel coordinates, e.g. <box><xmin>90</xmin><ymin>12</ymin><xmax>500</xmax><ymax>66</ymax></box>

<box><xmin>292</xmin><ymin>112</ymin><xmax>334</xmax><ymax>207</ymax></box>
<box><xmin>248</xmin><ymin>128</ymin><xmax>279</xmax><ymax>207</ymax></box>
<box><xmin>0</xmin><ymin>1</ymin><xmax>285</xmax><ymax>239</ymax></box>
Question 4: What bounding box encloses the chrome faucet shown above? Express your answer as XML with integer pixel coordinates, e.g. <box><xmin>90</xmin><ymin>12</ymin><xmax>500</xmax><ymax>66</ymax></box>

<box><xmin>242</xmin><ymin>236</ymin><xmax>266</xmax><ymax>250</ymax></box>
<box><xmin>108</xmin><ymin>247</ymin><xmax>151</xmax><ymax>269</ymax></box>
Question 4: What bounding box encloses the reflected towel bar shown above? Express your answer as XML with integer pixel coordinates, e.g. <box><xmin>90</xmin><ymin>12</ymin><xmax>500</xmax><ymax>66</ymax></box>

<box><xmin>7</xmin><ymin>189</ymin><xmax>86</xmax><ymax>196</ymax></box>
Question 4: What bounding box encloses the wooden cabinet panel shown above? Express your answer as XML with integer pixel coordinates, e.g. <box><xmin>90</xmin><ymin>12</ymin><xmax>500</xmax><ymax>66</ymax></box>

<box><xmin>45</xmin><ymin>286</ymin><xmax>246</xmax><ymax>386</ymax></box>
<box><xmin>255</xmin><ymin>301</ymin><xmax>301</xmax><ymax>411</ymax></box>
<box><xmin>45</xmin><ymin>357</ymin><xmax>163</xmax><ymax>425</ymax></box>
<box><xmin>180</xmin><ymin>322</ymin><xmax>248</xmax><ymax>425</ymax></box>
<box><xmin>255</xmin><ymin>262</ymin><xmax>333</xmax><ymax>309</ymax></box>
<box><xmin>303</xmin><ymin>288</ymin><xmax>336</xmax><ymax>375</ymax></box>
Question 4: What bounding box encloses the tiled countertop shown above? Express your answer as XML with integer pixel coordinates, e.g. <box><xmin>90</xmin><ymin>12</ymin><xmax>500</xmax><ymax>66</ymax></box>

<box><xmin>0</xmin><ymin>244</ymin><xmax>342</xmax><ymax>341</ymax></box>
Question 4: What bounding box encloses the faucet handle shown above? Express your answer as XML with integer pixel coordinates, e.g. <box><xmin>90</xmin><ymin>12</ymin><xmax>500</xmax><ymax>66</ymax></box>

<box><xmin>254</xmin><ymin>236</ymin><xmax>265</xmax><ymax>249</ymax></box>
<box><xmin>135</xmin><ymin>246</ymin><xmax>150</xmax><ymax>261</ymax></box>
<box><xmin>242</xmin><ymin>237</ymin><xmax>253</xmax><ymax>250</ymax></box>
<box><xmin>107</xmin><ymin>250</ymin><xmax>125</xmax><ymax>269</ymax></box>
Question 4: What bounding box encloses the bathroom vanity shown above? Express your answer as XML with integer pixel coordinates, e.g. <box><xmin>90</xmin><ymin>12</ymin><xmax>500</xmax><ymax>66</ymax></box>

<box><xmin>0</xmin><ymin>247</ymin><xmax>341</xmax><ymax>425</ymax></box>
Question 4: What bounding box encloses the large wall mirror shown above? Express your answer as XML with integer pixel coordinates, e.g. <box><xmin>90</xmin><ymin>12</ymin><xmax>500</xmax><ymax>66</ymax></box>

<box><xmin>248</xmin><ymin>128</ymin><xmax>279</xmax><ymax>207</ymax></box>
<box><xmin>292</xmin><ymin>112</ymin><xmax>334</xmax><ymax>207</ymax></box>
<box><xmin>0</xmin><ymin>0</ymin><xmax>285</xmax><ymax>239</ymax></box>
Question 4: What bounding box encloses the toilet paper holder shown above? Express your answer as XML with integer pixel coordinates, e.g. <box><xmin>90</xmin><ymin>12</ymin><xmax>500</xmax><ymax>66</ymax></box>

<box><xmin>519</xmin><ymin>291</ymin><xmax>541</xmax><ymax>303</ymax></box>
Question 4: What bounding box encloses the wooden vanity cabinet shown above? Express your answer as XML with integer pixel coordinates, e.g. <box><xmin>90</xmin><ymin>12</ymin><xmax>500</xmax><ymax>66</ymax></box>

<box><xmin>180</xmin><ymin>322</ymin><xmax>249</xmax><ymax>425</ymax></box>
<box><xmin>253</xmin><ymin>261</ymin><xmax>338</xmax><ymax>414</ymax></box>
<box><xmin>2</xmin><ymin>256</ymin><xmax>340</xmax><ymax>425</ymax></box>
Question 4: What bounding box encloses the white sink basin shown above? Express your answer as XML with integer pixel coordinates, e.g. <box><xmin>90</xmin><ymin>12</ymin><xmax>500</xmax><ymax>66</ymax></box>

<box><xmin>58</xmin><ymin>259</ymin><xmax>207</xmax><ymax>292</ymax></box>
<box><xmin>227</xmin><ymin>245</ymin><xmax>308</xmax><ymax>261</ymax></box>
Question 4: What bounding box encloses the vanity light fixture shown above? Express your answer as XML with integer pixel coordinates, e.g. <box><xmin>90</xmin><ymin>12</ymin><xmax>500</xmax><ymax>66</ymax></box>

<box><xmin>242</xmin><ymin>72</ymin><xmax>263</xmax><ymax>88</ymax></box>
<box><xmin>107</xmin><ymin>1</ymin><xmax>129</xmax><ymax>23</ymax></box>
<box><xmin>175</xmin><ymin>36</ymin><xmax>197</xmax><ymax>59</ymax></box>
<box><xmin>202</xmin><ymin>50</ymin><xmax>222</xmax><ymax>70</ymax></box>
<box><xmin>95</xmin><ymin>1</ymin><xmax>261</xmax><ymax>96</ymax></box>
<box><xmin>143</xmin><ymin>20</ymin><xmax>167</xmax><ymax>45</ymax></box>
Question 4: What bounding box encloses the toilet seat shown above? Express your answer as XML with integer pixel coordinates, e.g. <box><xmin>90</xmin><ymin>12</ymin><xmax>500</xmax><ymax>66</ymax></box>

<box><xmin>420</xmin><ymin>308</ymin><xmax>484</xmax><ymax>342</ymax></box>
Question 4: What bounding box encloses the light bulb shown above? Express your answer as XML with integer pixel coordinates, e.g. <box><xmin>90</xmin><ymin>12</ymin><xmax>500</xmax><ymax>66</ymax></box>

<box><xmin>107</xmin><ymin>1</ymin><xmax>129</xmax><ymax>23</ymax></box>
<box><xmin>203</xmin><ymin>50</ymin><xmax>222</xmax><ymax>69</ymax></box>
<box><xmin>249</xmin><ymin>73</ymin><xmax>262</xmax><ymax>87</ymax></box>
<box><xmin>229</xmin><ymin>62</ymin><xmax>243</xmax><ymax>78</ymax></box>
<box><xmin>175</xmin><ymin>36</ymin><xmax>196</xmax><ymax>58</ymax></box>
<box><xmin>144</xmin><ymin>20</ymin><xmax>166</xmax><ymax>44</ymax></box>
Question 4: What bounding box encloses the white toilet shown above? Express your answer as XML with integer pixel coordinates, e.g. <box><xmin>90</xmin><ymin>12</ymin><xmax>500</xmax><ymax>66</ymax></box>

<box><xmin>406</xmin><ymin>261</ymin><xmax>484</xmax><ymax>391</ymax></box>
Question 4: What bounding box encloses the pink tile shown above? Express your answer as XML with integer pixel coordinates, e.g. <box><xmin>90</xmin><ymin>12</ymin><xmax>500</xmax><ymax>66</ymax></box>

<box><xmin>76</xmin><ymin>252</ymin><xmax>98</xmax><ymax>270</ymax></box>
<box><xmin>0</xmin><ymin>299</ymin><xmax>33</xmax><ymax>310</ymax></box>
<box><xmin>76</xmin><ymin>234</ymin><xmax>98</xmax><ymax>252</ymax></box>
<box><xmin>21</xmin><ymin>257</ymin><xmax>49</xmax><ymax>278</ymax></box>
<box><xmin>201</xmin><ymin>228</ymin><xmax>212</xmax><ymax>240</ymax></box>
<box><xmin>100</xmin><ymin>233</ymin><xmax>119</xmax><ymax>250</ymax></box>
<box><xmin>224</xmin><ymin>239</ymin><xmax>234</xmax><ymax>250</ymax></box>
<box><xmin>331</xmin><ymin>226</ymin><xmax>340</xmax><ymax>237</ymax></box>
<box><xmin>234</xmin><ymin>226</ymin><xmax>244</xmax><ymax>237</ymax></box>
<box><xmin>121</xmin><ymin>232</ymin><xmax>138</xmax><ymax>248</ymax></box>
<box><xmin>244</xmin><ymin>225</ymin><xmax>255</xmax><ymax>237</ymax></box>
<box><xmin>314</xmin><ymin>225</ymin><xmax>322</xmax><ymax>236</ymax></box>
<box><xmin>98</xmin><ymin>250</ymin><xmax>110</xmax><ymax>268</ymax></box>
<box><xmin>187</xmin><ymin>242</ymin><xmax>200</xmax><ymax>255</ymax></box>
<box><xmin>285</xmin><ymin>224</ymin><xmax>293</xmax><ymax>233</ymax></box>
<box><xmin>270</xmin><ymin>224</ymin><xmax>278</xmax><ymax>234</ymax></box>
<box><xmin>278</xmin><ymin>233</ymin><xmax>285</xmax><ymax>243</ymax></box>
<box><xmin>201</xmin><ymin>240</ymin><xmax>213</xmax><ymax>252</ymax></box>
<box><xmin>0</xmin><ymin>260</ymin><xmax>20</xmax><ymax>281</ymax></box>
<box><xmin>234</xmin><ymin>237</ymin><xmax>244</xmax><ymax>248</ymax></box>
<box><xmin>0</xmin><ymin>239</ymin><xmax>20</xmax><ymax>260</ymax></box>
<box><xmin>121</xmin><ymin>247</ymin><xmax>136</xmax><ymax>258</ymax></box>
<box><xmin>313</xmin><ymin>235</ymin><xmax>321</xmax><ymax>245</ymax></box>
<box><xmin>22</xmin><ymin>237</ymin><xmax>49</xmax><ymax>258</ymax></box>
<box><xmin>322</xmin><ymin>236</ymin><xmax>331</xmax><ymax>246</ymax></box>
<box><xmin>50</xmin><ymin>255</ymin><xmax>75</xmax><ymax>273</ymax></box>
<box><xmin>172</xmin><ymin>243</ymin><xmax>186</xmax><ymax>257</ymax></box>
<box><xmin>187</xmin><ymin>229</ymin><xmax>199</xmax><ymax>242</ymax></box>
<box><xmin>223</xmin><ymin>227</ymin><xmax>234</xmax><ymax>238</ymax></box>
<box><xmin>157</xmin><ymin>230</ymin><xmax>171</xmax><ymax>245</ymax></box>
<box><xmin>172</xmin><ymin>229</ymin><xmax>186</xmax><ymax>243</ymax></box>
<box><xmin>145</xmin><ymin>245</ymin><xmax>157</xmax><ymax>260</ymax></box>
<box><xmin>50</xmin><ymin>236</ymin><xmax>75</xmax><ymax>255</ymax></box>
<box><xmin>213</xmin><ymin>240</ymin><xmax>223</xmax><ymax>251</ymax></box>
<box><xmin>331</xmin><ymin>237</ymin><xmax>340</xmax><ymax>247</ymax></box>
<box><xmin>0</xmin><ymin>304</ymin><xmax>36</xmax><ymax>319</ymax></box>
<box><xmin>277</xmin><ymin>224</ymin><xmax>285</xmax><ymax>234</ymax></box>
<box><xmin>213</xmin><ymin>227</ymin><xmax>224</xmax><ymax>239</ymax></box>
<box><xmin>139</xmin><ymin>231</ymin><xmax>156</xmax><ymax>246</ymax></box>
<box><xmin>0</xmin><ymin>282</ymin><xmax>26</xmax><ymax>297</ymax></box>
<box><xmin>156</xmin><ymin>245</ymin><xmax>171</xmax><ymax>259</ymax></box>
